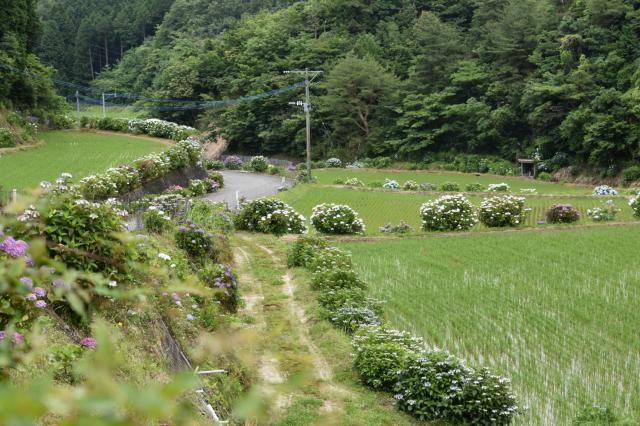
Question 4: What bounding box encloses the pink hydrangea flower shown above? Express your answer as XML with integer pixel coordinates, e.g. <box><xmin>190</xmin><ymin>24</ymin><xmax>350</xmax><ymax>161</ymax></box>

<box><xmin>34</xmin><ymin>300</ymin><xmax>47</xmax><ymax>309</ymax></box>
<box><xmin>80</xmin><ymin>337</ymin><xmax>97</xmax><ymax>348</ymax></box>
<box><xmin>33</xmin><ymin>287</ymin><xmax>46</xmax><ymax>298</ymax></box>
<box><xmin>26</xmin><ymin>293</ymin><xmax>37</xmax><ymax>301</ymax></box>
<box><xmin>11</xmin><ymin>332</ymin><xmax>24</xmax><ymax>344</ymax></box>
<box><xmin>19</xmin><ymin>277</ymin><xmax>33</xmax><ymax>289</ymax></box>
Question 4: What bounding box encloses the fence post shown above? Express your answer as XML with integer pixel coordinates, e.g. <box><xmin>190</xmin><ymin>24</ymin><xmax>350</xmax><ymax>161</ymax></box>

<box><xmin>11</xmin><ymin>189</ymin><xmax>17</xmax><ymax>203</ymax></box>
<box><xmin>235</xmin><ymin>191</ymin><xmax>240</xmax><ymax>209</ymax></box>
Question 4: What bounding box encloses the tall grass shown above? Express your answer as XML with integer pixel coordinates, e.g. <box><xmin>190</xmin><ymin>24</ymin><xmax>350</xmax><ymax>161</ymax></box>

<box><xmin>339</xmin><ymin>226</ymin><xmax>640</xmax><ymax>424</ymax></box>
<box><xmin>0</xmin><ymin>130</ymin><xmax>167</xmax><ymax>190</ymax></box>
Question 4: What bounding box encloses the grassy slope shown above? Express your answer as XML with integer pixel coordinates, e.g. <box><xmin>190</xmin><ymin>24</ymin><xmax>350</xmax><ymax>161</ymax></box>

<box><xmin>0</xmin><ymin>130</ymin><xmax>167</xmax><ymax>190</ymax></box>
<box><xmin>339</xmin><ymin>225</ymin><xmax>640</xmax><ymax>424</ymax></box>
<box><xmin>313</xmin><ymin>169</ymin><xmax>597</xmax><ymax>195</ymax></box>
<box><xmin>278</xmin><ymin>185</ymin><xmax>637</xmax><ymax>234</ymax></box>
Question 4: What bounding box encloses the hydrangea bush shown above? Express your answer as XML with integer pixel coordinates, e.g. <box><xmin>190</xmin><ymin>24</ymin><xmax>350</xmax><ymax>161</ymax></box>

<box><xmin>175</xmin><ymin>220</ymin><xmax>217</xmax><ymax>261</ymax></box>
<box><xmin>223</xmin><ymin>155</ymin><xmax>243</xmax><ymax>170</ymax></box>
<box><xmin>128</xmin><ymin>118</ymin><xmax>197</xmax><ymax>141</ymax></box>
<box><xmin>325</xmin><ymin>157</ymin><xmax>343</xmax><ymax>168</ymax></box>
<box><xmin>306</xmin><ymin>246</ymin><xmax>352</xmax><ymax>272</ymax></box>
<box><xmin>420</xmin><ymin>194</ymin><xmax>477</xmax><ymax>231</ymax></box>
<box><xmin>311</xmin><ymin>268</ymin><xmax>366</xmax><ymax>291</ymax></box>
<box><xmin>248</xmin><ymin>156</ymin><xmax>269</xmax><ymax>173</ymax></box>
<box><xmin>287</xmin><ymin>235</ymin><xmax>328</xmax><ymax>268</ymax></box>
<box><xmin>143</xmin><ymin>206</ymin><xmax>173</xmax><ymax>233</ymax></box>
<box><xmin>593</xmin><ymin>185</ymin><xmax>618</xmax><ymax>196</ymax></box>
<box><xmin>546</xmin><ymin>204</ymin><xmax>580</xmax><ymax>223</ymax></box>
<box><xmin>199</xmin><ymin>264</ymin><xmax>239</xmax><ymax>312</ymax></box>
<box><xmin>487</xmin><ymin>183</ymin><xmax>511</xmax><ymax>192</ymax></box>
<box><xmin>630</xmin><ymin>196</ymin><xmax>640</xmax><ymax>217</ymax></box>
<box><xmin>465</xmin><ymin>183</ymin><xmax>484</xmax><ymax>192</ymax></box>
<box><xmin>344</xmin><ymin>178</ymin><xmax>365</xmax><ymax>187</ymax></box>
<box><xmin>311</xmin><ymin>203</ymin><xmax>365</xmax><ymax>235</ymax></box>
<box><xmin>479</xmin><ymin>196</ymin><xmax>528</xmax><ymax>227</ymax></box>
<box><xmin>330</xmin><ymin>306</ymin><xmax>381</xmax><ymax>334</ymax></box>
<box><xmin>234</xmin><ymin>198</ymin><xmax>306</xmax><ymax>236</ymax></box>
<box><xmin>440</xmin><ymin>182</ymin><xmax>460</xmax><ymax>192</ymax></box>
<box><xmin>587</xmin><ymin>200</ymin><xmax>620</xmax><ymax>222</ymax></box>
<box><xmin>403</xmin><ymin>180</ymin><xmax>419</xmax><ymax>191</ymax></box>
<box><xmin>383</xmin><ymin>179</ymin><xmax>399</xmax><ymax>189</ymax></box>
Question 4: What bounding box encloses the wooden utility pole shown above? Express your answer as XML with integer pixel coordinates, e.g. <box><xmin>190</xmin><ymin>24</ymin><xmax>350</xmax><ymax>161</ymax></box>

<box><xmin>75</xmin><ymin>91</ymin><xmax>81</xmax><ymax>127</ymax></box>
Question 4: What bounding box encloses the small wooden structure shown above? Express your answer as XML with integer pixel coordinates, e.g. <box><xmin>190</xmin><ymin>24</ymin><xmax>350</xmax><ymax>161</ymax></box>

<box><xmin>517</xmin><ymin>158</ymin><xmax>536</xmax><ymax>177</ymax></box>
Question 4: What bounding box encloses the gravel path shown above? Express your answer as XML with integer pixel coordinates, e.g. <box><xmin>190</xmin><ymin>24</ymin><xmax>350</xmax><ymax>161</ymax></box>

<box><xmin>204</xmin><ymin>171</ymin><xmax>292</xmax><ymax>208</ymax></box>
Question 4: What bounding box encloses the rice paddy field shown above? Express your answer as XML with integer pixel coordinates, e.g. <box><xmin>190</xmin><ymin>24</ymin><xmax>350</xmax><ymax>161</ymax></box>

<box><xmin>339</xmin><ymin>225</ymin><xmax>640</xmax><ymax>425</ymax></box>
<box><xmin>312</xmin><ymin>168</ymin><xmax>599</xmax><ymax>195</ymax></box>
<box><xmin>278</xmin><ymin>184</ymin><xmax>638</xmax><ymax>234</ymax></box>
<box><xmin>0</xmin><ymin>130</ymin><xmax>167</xmax><ymax>190</ymax></box>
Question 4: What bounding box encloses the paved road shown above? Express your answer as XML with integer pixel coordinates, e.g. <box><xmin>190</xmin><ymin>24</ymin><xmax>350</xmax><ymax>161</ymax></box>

<box><xmin>204</xmin><ymin>171</ymin><xmax>292</xmax><ymax>208</ymax></box>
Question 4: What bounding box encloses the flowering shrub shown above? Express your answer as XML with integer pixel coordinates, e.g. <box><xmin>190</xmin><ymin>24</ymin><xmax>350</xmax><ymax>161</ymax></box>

<box><xmin>420</xmin><ymin>194</ymin><xmax>477</xmax><ymax>231</ymax></box>
<box><xmin>143</xmin><ymin>206</ymin><xmax>173</xmax><ymax>233</ymax></box>
<box><xmin>207</xmin><ymin>171</ymin><xmax>224</xmax><ymax>188</ymax></box>
<box><xmin>187</xmin><ymin>200</ymin><xmax>234</xmax><ymax>234</ymax></box>
<box><xmin>420</xmin><ymin>183</ymin><xmax>436</xmax><ymax>191</ymax></box>
<box><xmin>344</xmin><ymin>178</ymin><xmax>365</xmax><ymax>187</ymax></box>
<box><xmin>440</xmin><ymin>182</ymin><xmax>460</xmax><ymax>192</ymax></box>
<box><xmin>311</xmin><ymin>203</ymin><xmax>365</xmax><ymax>235</ymax></box>
<box><xmin>317</xmin><ymin>287</ymin><xmax>366</xmax><ymax>313</ymax></box>
<box><xmin>593</xmin><ymin>185</ymin><xmax>618</xmax><ymax>196</ymax></box>
<box><xmin>187</xmin><ymin>179</ymin><xmax>208</xmax><ymax>196</ymax></box>
<box><xmin>287</xmin><ymin>235</ymin><xmax>328</xmax><ymax>268</ymax></box>
<box><xmin>587</xmin><ymin>200</ymin><xmax>620</xmax><ymax>222</ymax></box>
<box><xmin>199</xmin><ymin>264</ymin><xmax>239</xmax><ymax>312</ymax></box>
<box><xmin>128</xmin><ymin>118</ymin><xmax>197</xmax><ymax>141</ymax></box>
<box><xmin>630</xmin><ymin>196</ymin><xmax>640</xmax><ymax>217</ymax></box>
<box><xmin>307</xmin><ymin>247</ymin><xmax>352</xmax><ymax>272</ymax></box>
<box><xmin>487</xmin><ymin>183</ymin><xmax>511</xmax><ymax>192</ymax></box>
<box><xmin>383</xmin><ymin>179</ymin><xmax>399</xmax><ymax>189</ymax></box>
<box><xmin>223</xmin><ymin>155</ymin><xmax>243</xmax><ymax>170</ymax></box>
<box><xmin>175</xmin><ymin>221</ymin><xmax>217</xmax><ymax>261</ymax></box>
<box><xmin>311</xmin><ymin>268</ymin><xmax>365</xmax><ymax>291</ymax></box>
<box><xmin>520</xmin><ymin>188</ymin><xmax>537</xmax><ymax>194</ymax></box>
<box><xmin>330</xmin><ymin>306</ymin><xmax>381</xmax><ymax>334</ymax></box>
<box><xmin>134</xmin><ymin>153</ymin><xmax>171</xmax><ymax>181</ymax></box>
<box><xmin>479</xmin><ymin>196</ymin><xmax>528</xmax><ymax>227</ymax></box>
<box><xmin>204</xmin><ymin>159</ymin><xmax>224</xmax><ymax>170</ymax></box>
<box><xmin>149</xmin><ymin>194</ymin><xmax>188</xmax><ymax>218</ymax></box>
<box><xmin>546</xmin><ymin>204</ymin><xmax>580</xmax><ymax>223</ymax></box>
<box><xmin>353</xmin><ymin>326</ymin><xmax>423</xmax><ymax>391</ymax></box>
<box><xmin>234</xmin><ymin>198</ymin><xmax>306</xmax><ymax>236</ymax></box>
<box><xmin>403</xmin><ymin>180</ymin><xmax>419</xmax><ymax>191</ymax></box>
<box><xmin>325</xmin><ymin>157</ymin><xmax>342</xmax><ymax>168</ymax></box>
<box><xmin>394</xmin><ymin>350</ymin><xmax>518</xmax><ymax>424</ymax></box>
<box><xmin>248</xmin><ymin>155</ymin><xmax>269</xmax><ymax>173</ymax></box>
<box><xmin>465</xmin><ymin>183</ymin><xmax>484</xmax><ymax>192</ymax></box>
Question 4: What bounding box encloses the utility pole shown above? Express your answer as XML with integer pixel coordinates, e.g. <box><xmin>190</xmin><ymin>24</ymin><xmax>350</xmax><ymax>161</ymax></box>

<box><xmin>284</xmin><ymin>68</ymin><xmax>323</xmax><ymax>181</ymax></box>
<box><xmin>75</xmin><ymin>91</ymin><xmax>81</xmax><ymax>128</ymax></box>
<box><xmin>101</xmin><ymin>92</ymin><xmax>118</xmax><ymax>118</ymax></box>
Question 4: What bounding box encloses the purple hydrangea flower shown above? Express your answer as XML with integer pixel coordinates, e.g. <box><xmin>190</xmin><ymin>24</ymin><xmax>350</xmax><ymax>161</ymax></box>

<box><xmin>19</xmin><ymin>277</ymin><xmax>33</xmax><ymax>289</ymax></box>
<box><xmin>52</xmin><ymin>279</ymin><xmax>65</xmax><ymax>288</ymax></box>
<box><xmin>80</xmin><ymin>337</ymin><xmax>97</xmax><ymax>348</ymax></box>
<box><xmin>0</xmin><ymin>237</ymin><xmax>28</xmax><ymax>257</ymax></box>
<box><xmin>12</xmin><ymin>332</ymin><xmax>24</xmax><ymax>344</ymax></box>
<box><xmin>33</xmin><ymin>287</ymin><xmax>46</xmax><ymax>298</ymax></box>
<box><xmin>171</xmin><ymin>292</ymin><xmax>180</xmax><ymax>301</ymax></box>
<box><xmin>0</xmin><ymin>331</ymin><xmax>5</xmax><ymax>340</ymax></box>
<box><xmin>34</xmin><ymin>300</ymin><xmax>47</xmax><ymax>309</ymax></box>
<box><xmin>186</xmin><ymin>314</ymin><xmax>194</xmax><ymax>321</ymax></box>
<box><xmin>26</xmin><ymin>293</ymin><xmax>37</xmax><ymax>301</ymax></box>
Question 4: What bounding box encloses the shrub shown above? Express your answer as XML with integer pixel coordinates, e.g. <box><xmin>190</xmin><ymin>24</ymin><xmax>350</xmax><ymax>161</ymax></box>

<box><xmin>465</xmin><ymin>183</ymin><xmax>484</xmax><ymax>192</ymax></box>
<box><xmin>325</xmin><ymin>157</ymin><xmax>342</xmax><ymax>168</ymax></box>
<box><xmin>572</xmin><ymin>406</ymin><xmax>623</xmax><ymax>425</ymax></box>
<box><xmin>546</xmin><ymin>204</ymin><xmax>580</xmax><ymax>223</ymax></box>
<box><xmin>621</xmin><ymin>166</ymin><xmax>640</xmax><ymax>187</ymax></box>
<box><xmin>344</xmin><ymin>178</ymin><xmax>365</xmax><ymax>187</ymax></box>
<box><xmin>311</xmin><ymin>268</ymin><xmax>366</xmax><ymax>291</ymax></box>
<box><xmin>311</xmin><ymin>203</ymin><xmax>365</xmax><ymax>235</ymax></box>
<box><xmin>379</xmin><ymin>220</ymin><xmax>413</xmax><ymax>234</ymax></box>
<box><xmin>369</xmin><ymin>180</ymin><xmax>383</xmax><ymax>188</ymax></box>
<box><xmin>248</xmin><ymin>155</ymin><xmax>269</xmax><ymax>173</ymax></box>
<box><xmin>149</xmin><ymin>194</ymin><xmax>188</xmax><ymax>218</ymax></box>
<box><xmin>287</xmin><ymin>235</ymin><xmax>328</xmax><ymax>268</ymax></box>
<box><xmin>204</xmin><ymin>159</ymin><xmax>224</xmax><ymax>170</ymax></box>
<box><xmin>143</xmin><ymin>206</ymin><xmax>173</xmax><ymax>233</ymax></box>
<box><xmin>267</xmin><ymin>165</ymin><xmax>282</xmax><ymax>175</ymax></box>
<box><xmin>362</xmin><ymin>156</ymin><xmax>392</xmax><ymax>168</ymax></box>
<box><xmin>223</xmin><ymin>155</ymin><xmax>243</xmax><ymax>170</ymax></box>
<box><xmin>403</xmin><ymin>180</ymin><xmax>419</xmax><ymax>191</ymax></box>
<box><xmin>188</xmin><ymin>200</ymin><xmax>234</xmax><ymax>234</ymax></box>
<box><xmin>207</xmin><ymin>171</ymin><xmax>224</xmax><ymax>188</ymax></box>
<box><xmin>234</xmin><ymin>198</ymin><xmax>306</xmax><ymax>236</ymax></box>
<box><xmin>317</xmin><ymin>287</ymin><xmax>366</xmax><ymax>313</ymax></box>
<box><xmin>199</xmin><ymin>264</ymin><xmax>239</xmax><ymax>312</ymax></box>
<box><xmin>175</xmin><ymin>221</ymin><xmax>217</xmax><ymax>261</ymax></box>
<box><xmin>394</xmin><ymin>350</ymin><xmax>518</xmax><ymax>424</ymax></box>
<box><xmin>537</xmin><ymin>172</ymin><xmax>553</xmax><ymax>181</ymax></box>
<box><xmin>383</xmin><ymin>179</ymin><xmax>400</xmax><ymax>189</ymax></box>
<box><xmin>353</xmin><ymin>326</ymin><xmax>423</xmax><ymax>391</ymax></box>
<box><xmin>0</xmin><ymin>128</ymin><xmax>15</xmax><ymax>147</ymax></box>
<box><xmin>330</xmin><ymin>306</ymin><xmax>381</xmax><ymax>334</ymax></box>
<box><xmin>128</xmin><ymin>118</ymin><xmax>197</xmax><ymax>141</ymax></box>
<box><xmin>629</xmin><ymin>196</ymin><xmax>640</xmax><ymax>217</ymax></box>
<box><xmin>479</xmin><ymin>196</ymin><xmax>528</xmax><ymax>227</ymax></box>
<box><xmin>333</xmin><ymin>178</ymin><xmax>345</xmax><ymax>185</ymax></box>
<box><xmin>420</xmin><ymin>194</ymin><xmax>477</xmax><ymax>231</ymax></box>
<box><xmin>593</xmin><ymin>185</ymin><xmax>618</xmax><ymax>196</ymax></box>
<box><xmin>487</xmin><ymin>183</ymin><xmax>511</xmax><ymax>192</ymax></box>
<box><xmin>306</xmin><ymin>247</ymin><xmax>352</xmax><ymax>272</ymax></box>
<box><xmin>187</xmin><ymin>179</ymin><xmax>208</xmax><ymax>196</ymax></box>
<box><xmin>420</xmin><ymin>183</ymin><xmax>436</xmax><ymax>191</ymax></box>
<box><xmin>587</xmin><ymin>200</ymin><xmax>620</xmax><ymax>222</ymax></box>
<box><xmin>440</xmin><ymin>182</ymin><xmax>460</xmax><ymax>192</ymax></box>
<box><xmin>347</xmin><ymin>161</ymin><xmax>365</xmax><ymax>169</ymax></box>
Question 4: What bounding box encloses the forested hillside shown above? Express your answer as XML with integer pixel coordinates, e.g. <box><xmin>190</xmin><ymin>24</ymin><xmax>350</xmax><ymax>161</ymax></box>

<box><xmin>92</xmin><ymin>0</ymin><xmax>640</xmax><ymax>175</ymax></box>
